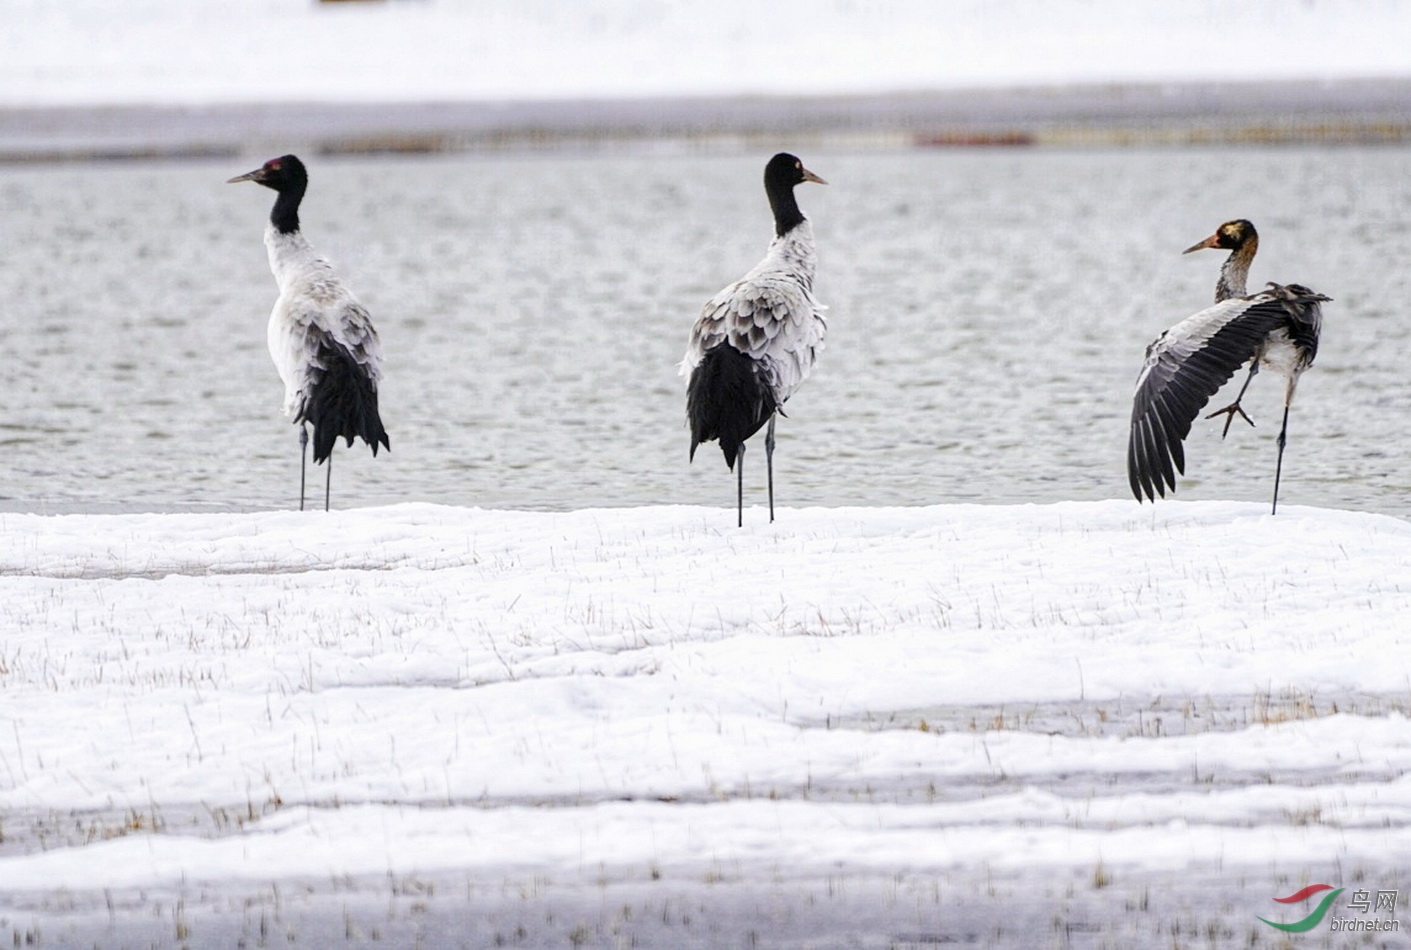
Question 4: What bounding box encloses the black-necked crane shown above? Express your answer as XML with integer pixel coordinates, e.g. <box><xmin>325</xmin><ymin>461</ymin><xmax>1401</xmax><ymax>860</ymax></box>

<box><xmin>681</xmin><ymin>152</ymin><xmax>828</xmax><ymax>527</ymax></box>
<box><xmin>228</xmin><ymin>154</ymin><xmax>390</xmax><ymax>511</ymax></box>
<box><xmin>1128</xmin><ymin>219</ymin><xmax>1329</xmax><ymax>514</ymax></box>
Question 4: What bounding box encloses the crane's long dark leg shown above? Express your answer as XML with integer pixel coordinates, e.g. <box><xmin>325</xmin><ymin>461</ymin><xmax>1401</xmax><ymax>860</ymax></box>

<box><xmin>765</xmin><ymin>413</ymin><xmax>776</xmax><ymax>524</ymax></box>
<box><xmin>324</xmin><ymin>450</ymin><xmax>332</xmax><ymax>512</ymax></box>
<box><xmin>1271</xmin><ymin>403</ymin><xmax>1291</xmax><ymax>516</ymax></box>
<box><xmin>735</xmin><ymin>443</ymin><xmax>745</xmax><ymax>528</ymax></box>
<box><xmin>298</xmin><ymin>425</ymin><xmax>309</xmax><ymax>512</ymax></box>
<box><xmin>1206</xmin><ymin>362</ymin><xmax>1260</xmax><ymax>438</ymax></box>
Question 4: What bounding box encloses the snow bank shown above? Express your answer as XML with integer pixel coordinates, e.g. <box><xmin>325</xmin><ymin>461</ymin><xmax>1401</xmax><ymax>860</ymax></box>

<box><xmin>0</xmin><ymin>500</ymin><xmax>1407</xmax><ymax>894</ymax></box>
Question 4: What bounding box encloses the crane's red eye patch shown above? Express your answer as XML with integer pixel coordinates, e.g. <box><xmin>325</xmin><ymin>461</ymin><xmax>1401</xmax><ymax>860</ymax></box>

<box><xmin>267</xmin><ymin>159</ymin><xmax>282</xmax><ymax>171</ymax></box>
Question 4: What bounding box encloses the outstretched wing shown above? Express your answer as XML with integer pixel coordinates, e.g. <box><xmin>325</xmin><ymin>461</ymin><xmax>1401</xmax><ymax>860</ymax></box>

<box><xmin>1127</xmin><ymin>292</ymin><xmax>1290</xmax><ymax>502</ymax></box>
<box><xmin>681</xmin><ymin>275</ymin><xmax>826</xmax><ymax>405</ymax></box>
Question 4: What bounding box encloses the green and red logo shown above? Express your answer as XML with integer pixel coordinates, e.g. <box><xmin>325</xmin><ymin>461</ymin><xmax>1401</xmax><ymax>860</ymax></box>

<box><xmin>1258</xmin><ymin>884</ymin><xmax>1345</xmax><ymax>932</ymax></box>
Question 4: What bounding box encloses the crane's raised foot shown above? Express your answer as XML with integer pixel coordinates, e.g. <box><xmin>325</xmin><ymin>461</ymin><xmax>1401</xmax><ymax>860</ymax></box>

<box><xmin>1205</xmin><ymin>401</ymin><xmax>1255</xmax><ymax>439</ymax></box>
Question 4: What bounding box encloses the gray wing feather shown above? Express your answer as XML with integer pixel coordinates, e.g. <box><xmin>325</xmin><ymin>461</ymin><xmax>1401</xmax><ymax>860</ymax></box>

<box><xmin>682</xmin><ymin>276</ymin><xmax>826</xmax><ymax>404</ymax></box>
<box><xmin>1127</xmin><ymin>292</ymin><xmax>1291</xmax><ymax>502</ymax></box>
<box><xmin>281</xmin><ymin>297</ymin><xmax>384</xmax><ymax>419</ymax></box>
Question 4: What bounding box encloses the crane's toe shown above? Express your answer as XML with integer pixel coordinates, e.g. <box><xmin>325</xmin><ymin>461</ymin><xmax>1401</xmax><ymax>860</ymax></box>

<box><xmin>1205</xmin><ymin>401</ymin><xmax>1256</xmax><ymax>439</ymax></box>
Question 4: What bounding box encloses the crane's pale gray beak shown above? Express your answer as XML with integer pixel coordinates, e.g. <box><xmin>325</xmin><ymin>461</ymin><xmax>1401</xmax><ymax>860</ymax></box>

<box><xmin>1182</xmin><ymin>233</ymin><xmax>1220</xmax><ymax>254</ymax></box>
<box><xmin>802</xmin><ymin>167</ymin><xmax>827</xmax><ymax>185</ymax></box>
<box><xmin>227</xmin><ymin>168</ymin><xmax>266</xmax><ymax>184</ymax></box>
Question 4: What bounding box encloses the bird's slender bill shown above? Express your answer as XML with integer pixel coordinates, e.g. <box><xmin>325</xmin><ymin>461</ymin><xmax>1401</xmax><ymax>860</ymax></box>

<box><xmin>801</xmin><ymin>168</ymin><xmax>828</xmax><ymax>185</ymax></box>
<box><xmin>227</xmin><ymin>168</ymin><xmax>267</xmax><ymax>185</ymax></box>
<box><xmin>1182</xmin><ymin>233</ymin><xmax>1221</xmax><ymax>254</ymax></box>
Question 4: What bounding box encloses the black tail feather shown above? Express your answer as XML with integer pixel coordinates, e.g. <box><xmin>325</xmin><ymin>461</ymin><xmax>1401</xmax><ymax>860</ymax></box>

<box><xmin>299</xmin><ymin>343</ymin><xmax>390</xmax><ymax>465</ymax></box>
<box><xmin>686</xmin><ymin>345</ymin><xmax>776</xmax><ymax>470</ymax></box>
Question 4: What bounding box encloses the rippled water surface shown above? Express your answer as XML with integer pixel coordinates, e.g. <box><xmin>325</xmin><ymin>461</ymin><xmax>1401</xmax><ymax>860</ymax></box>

<box><xmin>2</xmin><ymin>147</ymin><xmax>1410</xmax><ymax>515</ymax></box>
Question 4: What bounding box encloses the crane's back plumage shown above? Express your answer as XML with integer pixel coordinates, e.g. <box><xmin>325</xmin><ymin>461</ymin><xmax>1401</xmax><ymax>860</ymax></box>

<box><xmin>682</xmin><ymin>221</ymin><xmax>826</xmax><ymax>409</ymax></box>
<box><xmin>264</xmin><ymin>226</ymin><xmax>389</xmax><ymax>461</ymax></box>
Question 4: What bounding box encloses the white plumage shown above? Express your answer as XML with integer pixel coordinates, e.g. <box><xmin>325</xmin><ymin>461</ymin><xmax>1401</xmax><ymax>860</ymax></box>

<box><xmin>263</xmin><ymin>227</ymin><xmax>385</xmax><ymax>420</ymax></box>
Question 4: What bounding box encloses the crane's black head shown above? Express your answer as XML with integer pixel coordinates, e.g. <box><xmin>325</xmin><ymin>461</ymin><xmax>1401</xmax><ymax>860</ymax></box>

<box><xmin>228</xmin><ymin>154</ymin><xmax>307</xmax><ymax>193</ymax></box>
<box><xmin>228</xmin><ymin>154</ymin><xmax>308</xmax><ymax>234</ymax></box>
<box><xmin>1183</xmin><ymin>219</ymin><xmax>1257</xmax><ymax>255</ymax></box>
<box><xmin>764</xmin><ymin>152</ymin><xmax>827</xmax><ymax>190</ymax></box>
<box><xmin>763</xmin><ymin>152</ymin><xmax>826</xmax><ymax>237</ymax></box>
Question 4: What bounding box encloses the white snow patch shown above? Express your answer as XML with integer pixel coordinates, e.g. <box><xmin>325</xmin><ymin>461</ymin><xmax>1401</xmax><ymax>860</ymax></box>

<box><xmin>0</xmin><ymin>500</ymin><xmax>1408</xmax><ymax>894</ymax></box>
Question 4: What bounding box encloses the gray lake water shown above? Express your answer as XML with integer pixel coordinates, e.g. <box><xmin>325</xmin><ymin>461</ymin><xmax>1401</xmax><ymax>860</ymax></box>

<box><xmin>2</xmin><ymin>147</ymin><xmax>1409</xmax><ymax>516</ymax></box>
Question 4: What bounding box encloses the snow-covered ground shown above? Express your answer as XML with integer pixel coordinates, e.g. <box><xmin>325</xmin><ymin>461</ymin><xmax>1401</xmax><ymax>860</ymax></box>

<box><xmin>1</xmin><ymin>501</ymin><xmax>1408</xmax><ymax>945</ymax></box>
<box><xmin>4</xmin><ymin>0</ymin><xmax>1411</xmax><ymax>107</ymax></box>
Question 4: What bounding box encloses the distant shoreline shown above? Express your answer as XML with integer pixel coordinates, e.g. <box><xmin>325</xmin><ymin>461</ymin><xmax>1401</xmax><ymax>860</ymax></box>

<box><xmin>3</xmin><ymin>77</ymin><xmax>1409</xmax><ymax>163</ymax></box>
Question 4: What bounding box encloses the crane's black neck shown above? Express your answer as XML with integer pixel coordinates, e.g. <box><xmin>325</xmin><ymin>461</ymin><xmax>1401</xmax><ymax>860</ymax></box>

<box><xmin>270</xmin><ymin>184</ymin><xmax>304</xmax><ymax>235</ymax></box>
<box><xmin>766</xmin><ymin>181</ymin><xmax>806</xmax><ymax>237</ymax></box>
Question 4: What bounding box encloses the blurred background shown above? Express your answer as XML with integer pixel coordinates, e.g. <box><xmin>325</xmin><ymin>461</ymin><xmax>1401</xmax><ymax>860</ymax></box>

<box><xmin>4</xmin><ymin>0</ymin><xmax>1411</xmax><ymax>158</ymax></box>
